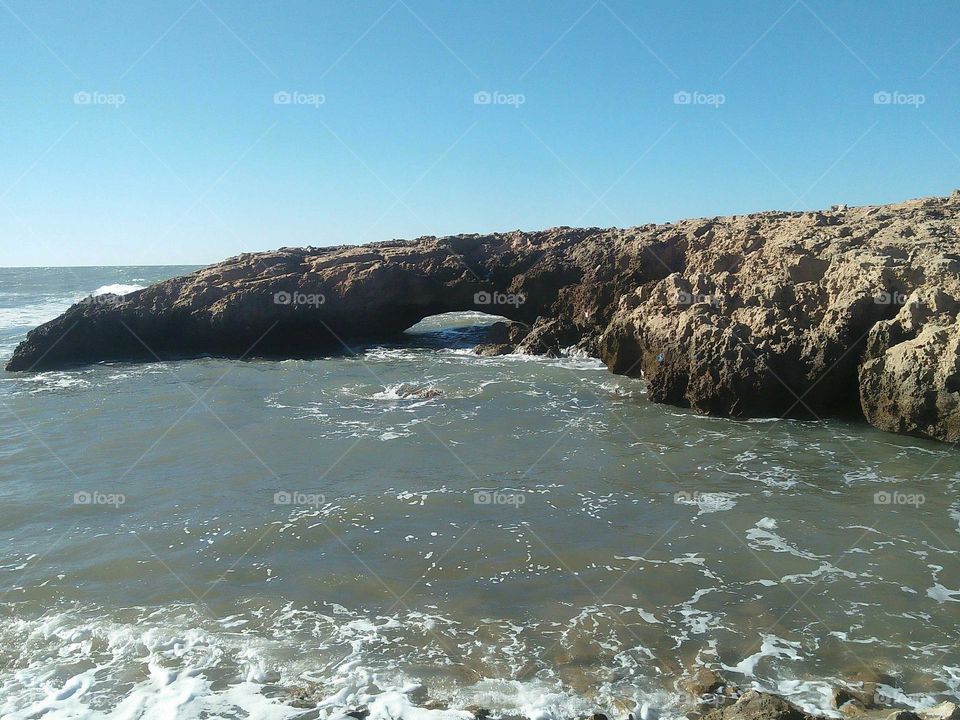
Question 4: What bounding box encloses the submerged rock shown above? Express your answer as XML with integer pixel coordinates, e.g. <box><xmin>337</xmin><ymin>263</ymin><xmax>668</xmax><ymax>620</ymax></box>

<box><xmin>839</xmin><ymin>669</ymin><xmax>901</xmax><ymax>709</ymax></box>
<box><xmin>9</xmin><ymin>193</ymin><xmax>960</xmax><ymax>443</ymax></box>
<box><xmin>679</xmin><ymin>666</ymin><xmax>727</xmax><ymax>697</ymax></box>
<box><xmin>392</xmin><ymin>383</ymin><xmax>443</xmax><ymax>400</ymax></box>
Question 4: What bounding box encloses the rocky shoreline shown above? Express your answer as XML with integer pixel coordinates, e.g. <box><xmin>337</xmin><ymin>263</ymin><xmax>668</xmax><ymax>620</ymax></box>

<box><xmin>279</xmin><ymin>665</ymin><xmax>960</xmax><ymax>720</ymax></box>
<box><xmin>8</xmin><ymin>192</ymin><xmax>960</xmax><ymax>443</ymax></box>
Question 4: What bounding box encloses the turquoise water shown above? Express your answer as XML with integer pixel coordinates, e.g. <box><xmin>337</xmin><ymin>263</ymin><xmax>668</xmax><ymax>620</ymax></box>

<box><xmin>1</xmin><ymin>267</ymin><xmax>959</xmax><ymax>719</ymax></box>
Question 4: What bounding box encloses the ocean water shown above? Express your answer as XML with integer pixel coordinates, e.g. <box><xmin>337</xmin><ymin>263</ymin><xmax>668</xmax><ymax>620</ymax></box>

<box><xmin>1</xmin><ymin>266</ymin><xmax>959</xmax><ymax>720</ymax></box>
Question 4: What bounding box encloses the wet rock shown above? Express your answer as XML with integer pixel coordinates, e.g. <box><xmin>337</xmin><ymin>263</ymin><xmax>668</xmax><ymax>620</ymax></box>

<box><xmin>285</xmin><ymin>684</ymin><xmax>318</xmax><ymax>709</ymax></box>
<box><xmin>474</xmin><ymin>321</ymin><xmax>529</xmax><ymax>355</ymax></box>
<box><xmin>839</xmin><ymin>700</ymin><xmax>868</xmax><ymax>717</ymax></box>
<box><xmin>474</xmin><ymin>343</ymin><xmax>514</xmax><ymax>356</ymax></box>
<box><xmin>394</xmin><ymin>383</ymin><xmax>443</xmax><ymax>399</ymax></box>
<box><xmin>515</xmin><ymin>317</ymin><xmax>581</xmax><ymax>357</ymax></box>
<box><xmin>680</xmin><ymin>666</ymin><xmax>727</xmax><ymax>696</ymax></box>
<box><xmin>833</xmin><ymin>686</ymin><xmax>878</xmax><ymax>709</ymax></box>
<box><xmin>844</xmin><ymin>669</ymin><xmax>900</xmax><ymax>708</ymax></box>
<box><xmin>859</xmin><ymin>288</ymin><xmax>960</xmax><ymax>442</ymax></box>
<box><xmin>886</xmin><ymin>712</ymin><xmax>920</xmax><ymax>720</ymax></box>
<box><xmin>463</xmin><ymin>705</ymin><xmax>490</xmax><ymax>720</ymax></box>
<box><xmin>919</xmin><ymin>703</ymin><xmax>960</xmax><ymax>720</ymax></box>
<box><xmin>701</xmin><ymin>690</ymin><xmax>813</xmax><ymax>720</ymax></box>
<box><xmin>832</xmin><ymin>688</ymin><xmax>855</xmax><ymax>708</ymax></box>
<box><xmin>611</xmin><ymin>697</ymin><xmax>639</xmax><ymax>719</ymax></box>
<box><xmin>483</xmin><ymin>320</ymin><xmax>529</xmax><ymax>345</ymax></box>
<box><xmin>407</xmin><ymin>684</ymin><xmax>429</xmax><ymax>705</ymax></box>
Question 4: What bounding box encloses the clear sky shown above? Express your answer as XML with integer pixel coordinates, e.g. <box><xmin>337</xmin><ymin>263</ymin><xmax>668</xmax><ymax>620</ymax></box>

<box><xmin>1</xmin><ymin>0</ymin><xmax>958</xmax><ymax>266</ymax></box>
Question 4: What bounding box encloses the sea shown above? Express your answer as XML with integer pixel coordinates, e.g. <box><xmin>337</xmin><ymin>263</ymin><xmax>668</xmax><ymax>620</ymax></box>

<box><xmin>1</xmin><ymin>266</ymin><xmax>958</xmax><ymax>719</ymax></box>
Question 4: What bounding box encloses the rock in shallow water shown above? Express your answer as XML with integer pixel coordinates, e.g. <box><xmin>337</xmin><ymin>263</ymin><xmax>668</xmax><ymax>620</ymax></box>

<box><xmin>9</xmin><ymin>193</ymin><xmax>960</xmax><ymax>443</ymax></box>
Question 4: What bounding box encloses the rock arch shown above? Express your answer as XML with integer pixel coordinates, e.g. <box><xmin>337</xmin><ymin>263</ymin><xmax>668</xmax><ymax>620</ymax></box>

<box><xmin>9</xmin><ymin>194</ymin><xmax>960</xmax><ymax>443</ymax></box>
<box><xmin>6</xmin><ymin>231</ymin><xmax>609</xmax><ymax>371</ymax></box>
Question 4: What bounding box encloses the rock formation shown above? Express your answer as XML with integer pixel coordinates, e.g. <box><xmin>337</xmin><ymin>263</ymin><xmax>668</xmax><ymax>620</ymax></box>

<box><xmin>8</xmin><ymin>192</ymin><xmax>960</xmax><ymax>443</ymax></box>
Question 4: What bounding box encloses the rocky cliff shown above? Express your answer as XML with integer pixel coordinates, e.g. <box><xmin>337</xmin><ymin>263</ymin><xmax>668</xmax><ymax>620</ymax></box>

<box><xmin>8</xmin><ymin>192</ymin><xmax>960</xmax><ymax>442</ymax></box>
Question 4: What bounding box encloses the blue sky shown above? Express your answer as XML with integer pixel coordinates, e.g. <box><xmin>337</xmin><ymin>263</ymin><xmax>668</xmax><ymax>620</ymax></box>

<box><xmin>1</xmin><ymin>0</ymin><xmax>958</xmax><ymax>266</ymax></box>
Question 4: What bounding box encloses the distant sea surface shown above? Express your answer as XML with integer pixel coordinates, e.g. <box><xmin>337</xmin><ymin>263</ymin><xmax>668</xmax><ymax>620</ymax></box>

<box><xmin>1</xmin><ymin>266</ymin><xmax>959</xmax><ymax>719</ymax></box>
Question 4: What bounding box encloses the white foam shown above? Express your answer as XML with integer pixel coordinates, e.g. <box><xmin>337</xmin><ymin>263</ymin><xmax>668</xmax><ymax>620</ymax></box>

<box><xmin>369</xmin><ymin>383</ymin><xmax>440</xmax><ymax>403</ymax></box>
<box><xmin>745</xmin><ymin>518</ymin><xmax>820</xmax><ymax>561</ymax></box>
<box><xmin>92</xmin><ymin>283</ymin><xmax>144</xmax><ymax>297</ymax></box>
<box><xmin>0</xmin><ymin>298</ymin><xmax>75</xmax><ymax>328</ymax></box>
<box><xmin>0</xmin><ymin>284</ymin><xmax>143</xmax><ymax>332</ymax></box>
<box><xmin>926</xmin><ymin>583</ymin><xmax>960</xmax><ymax>603</ymax></box>
<box><xmin>722</xmin><ymin>635</ymin><xmax>802</xmax><ymax>677</ymax></box>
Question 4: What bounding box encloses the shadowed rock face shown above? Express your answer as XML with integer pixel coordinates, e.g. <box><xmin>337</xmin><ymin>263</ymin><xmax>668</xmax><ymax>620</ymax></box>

<box><xmin>8</xmin><ymin>192</ymin><xmax>960</xmax><ymax>443</ymax></box>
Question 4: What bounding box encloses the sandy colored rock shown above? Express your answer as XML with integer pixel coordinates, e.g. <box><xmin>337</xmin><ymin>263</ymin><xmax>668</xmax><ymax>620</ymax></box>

<box><xmin>701</xmin><ymin>690</ymin><xmax>813</xmax><ymax>720</ymax></box>
<box><xmin>9</xmin><ymin>193</ymin><xmax>960</xmax><ymax>443</ymax></box>
<box><xmin>919</xmin><ymin>703</ymin><xmax>960</xmax><ymax>720</ymax></box>
<box><xmin>840</xmin><ymin>700</ymin><xmax>868</xmax><ymax>717</ymax></box>
<box><xmin>679</xmin><ymin>665</ymin><xmax>727</xmax><ymax>696</ymax></box>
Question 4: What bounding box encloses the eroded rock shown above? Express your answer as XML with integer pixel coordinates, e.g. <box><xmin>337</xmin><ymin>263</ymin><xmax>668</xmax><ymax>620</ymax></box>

<box><xmin>919</xmin><ymin>703</ymin><xmax>960</xmax><ymax>720</ymax></box>
<box><xmin>700</xmin><ymin>690</ymin><xmax>813</xmax><ymax>720</ymax></box>
<box><xmin>9</xmin><ymin>193</ymin><xmax>960</xmax><ymax>443</ymax></box>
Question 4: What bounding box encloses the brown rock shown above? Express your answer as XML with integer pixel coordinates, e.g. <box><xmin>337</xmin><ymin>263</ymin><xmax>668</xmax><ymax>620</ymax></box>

<box><xmin>284</xmin><ymin>683</ymin><xmax>320</xmax><ymax>709</ymax></box>
<box><xmin>10</xmin><ymin>194</ymin><xmax>960</xmax><ymax>444</ymax></box>
<box><xmin>844</xmin><ymin>669</ymin><xmax>900</xmax><ymax>708</ymax></box>
<box><xmin>474</xmin><ymin>343</ymin><xmax>514</xmax><ymax>356</ymax></box>
<box><xmin>886</xmin><ymin>712</ymin><xmax>920</xmax><ymax>720</ymax></box>
<box><xmin>679</xmin><ymin>666</ymin><xmax>726</xmax><ymax>696</ymax></box>
<box><xmin>464</xmin><ymin>705</ymin><xmax>490</xmax><ymax>720</ymax></box>
<box><xmin>839</xmin><ymin>700</ymin><xmax>868</xmax><ymax>717</ymax></box>
<box><xmin>701</xmin><ymin>690</ymin><xmax>813</xmax><ymax>720</ymax></box>
<box><xmin>833</xmin><ymin>688</ymin><xmax>857</xmax><ymax>708</ymax></box>
<box><xmin>919</xmin><ymin>703</ymin><xmax>960</xmax><ymax>720</ymax></box>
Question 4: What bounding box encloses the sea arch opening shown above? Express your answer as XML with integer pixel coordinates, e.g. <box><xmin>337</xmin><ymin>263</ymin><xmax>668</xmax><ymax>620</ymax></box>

<box><xmin>402</xmin><ymin>311</ymin><xmax>526</xmax><ymax>352</ymax></box>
